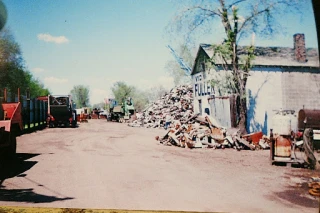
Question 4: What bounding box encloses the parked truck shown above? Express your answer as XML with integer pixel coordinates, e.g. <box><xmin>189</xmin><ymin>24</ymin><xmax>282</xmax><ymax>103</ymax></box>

<box><xmin>0</xmin><ymin>89</ymin><xmax>23</xmax><ymax>163</ymax></box>
<box><xmin>46</xmin><ymin>95</ymin><xmax>77</xmax><ymax>127</ymax></box>
<box><xmin>108</xmin><ymin>97</ymin><xmax>135</xmax><ymax>123</ymax></box>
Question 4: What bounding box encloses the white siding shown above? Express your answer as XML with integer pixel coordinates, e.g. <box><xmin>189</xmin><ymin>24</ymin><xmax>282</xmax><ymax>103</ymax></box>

<box><xmin>246</xmin><ymin>70</ymin><xmax>283</xmax><ymax>135</ymax></box>
<box><xmin>192</xmin><ymin>71</ymin><xmax>214</xmax><ymax>115</ymax></box>
<box><xmin>192</xmin><ymin>65</ymin><xmax>320</xmax><ymax>135</ymax></box>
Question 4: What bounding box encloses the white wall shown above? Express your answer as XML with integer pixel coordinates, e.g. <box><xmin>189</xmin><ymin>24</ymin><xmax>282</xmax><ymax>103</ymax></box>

<box><xmin>192</xmin><ymin>66</ymin><xmax>320</xmax><ymax>135</ymax></box>
<box><xmin>246</xmin><ymin>69</ymin><xmax>283</xmax><ymax>135</ymax></box>
<box><xmin>247</xmin><ymin>68</ymin><xmax>320</xmax><ymax>135</ymax></box>
<box><xmin>192</xmin><ymin>71</ymin><xmax>214</xmax><ymax>115</ymax></box>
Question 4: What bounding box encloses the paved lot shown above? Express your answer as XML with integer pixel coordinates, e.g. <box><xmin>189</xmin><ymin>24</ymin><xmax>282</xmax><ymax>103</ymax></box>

<box><xmin>0</xmin><ymin>120</ymin><xmax>319</xmax><ymax>212</ymax></box>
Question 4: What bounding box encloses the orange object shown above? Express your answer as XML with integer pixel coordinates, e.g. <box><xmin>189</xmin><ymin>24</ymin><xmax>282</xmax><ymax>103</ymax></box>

<box><xmin>0</xmin><ymin>102</ymin><xmax>22</xmax><ymax>131</ymax></box>
<box><xmin>275</xmin><ymin>136</ymin><xmax>291</xmax><ymax>157</ymax></box>
<box><xmin>243</xmin><ymin>132</ymin><xmax>263</xmax><ymax>145</ymax></box>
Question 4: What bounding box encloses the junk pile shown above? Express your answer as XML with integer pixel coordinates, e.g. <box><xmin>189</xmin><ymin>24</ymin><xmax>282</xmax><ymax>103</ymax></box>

<box><xmin>155</xmin><ymin>115</ymin><xmax>270</xmax><ymax>151</ymax></box>
<box><xmin>90</xmin><ymin>108</ymin><xmax>100</xmax><ymax>119</ymax></box>
<box><xmin>127</xmin><ymin>85</ymin><xmax>270</xmax><ymax>150</ymax></box>
<box><xmin>128</xmin><ymin>85</ymin><xmax>194</xmax><ymax>128</ymax></box>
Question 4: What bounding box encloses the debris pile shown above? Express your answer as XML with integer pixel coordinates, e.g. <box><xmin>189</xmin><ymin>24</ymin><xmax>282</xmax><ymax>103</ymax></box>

<box><xmin>127</xmin><ymin>84</ymin><xmax>270</xmax><ymax>151</ymax></box>
<box><xmin>128</xmin><ymin>85</ymin><xmax>194</xmax><ymax>128</ymax></box>
<box><xmin>155</xmin><ymin>115</ymin><xmax>270</xmax><ymax>151</ymax></box>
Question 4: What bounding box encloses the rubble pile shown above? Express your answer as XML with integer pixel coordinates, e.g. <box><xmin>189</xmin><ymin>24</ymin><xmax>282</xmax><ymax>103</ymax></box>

<box><xmin>155</xmin><ymin>115</ymin><xmax>270</xmax><ymax>151</ymax></box>
<box><xmin>128</xmin><ymin>85</ymin><xmax>195</xmax><ymax>128</ymax></box>
<box><xmin>128</xmin><ymin>84</ymin><xmax>270</xmax><ymax>151</ymax></box>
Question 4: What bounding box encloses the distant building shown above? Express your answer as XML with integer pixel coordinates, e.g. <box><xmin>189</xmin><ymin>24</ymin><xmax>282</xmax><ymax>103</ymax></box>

<box><xmin>191</xmin><ymin>34</ymin><xmax>320</xmax><ymax>135</ymax></box>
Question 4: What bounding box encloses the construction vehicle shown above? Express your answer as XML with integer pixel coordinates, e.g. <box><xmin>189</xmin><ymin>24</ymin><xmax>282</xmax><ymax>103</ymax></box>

<box><xmin>46</xmin><ymin>95</ymin><xmax>77</xmax><ymax>127</ymax></box>
<box><xmin>0</xmin><ymin>89</ymin><xmax>23</xmax><ymax>162</ymax></box>
<box><xmin>108</xmin><ymin>97</ymin><xmax>135</xmax><ymax>123</ymax></box>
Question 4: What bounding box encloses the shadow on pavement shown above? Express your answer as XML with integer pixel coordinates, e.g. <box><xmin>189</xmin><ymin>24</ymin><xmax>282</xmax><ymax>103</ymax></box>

<box><xmin>0</xmin><ymin>188</ymin><xmax>73</xmax><ymax>203</ymax></box>
<box><xmin>0</xmin><ymin>153</ymin><xmax>74</xmax><ymax>203</ymax></box>
<box><xmin>0</xmin><ymin>153</ymin><xmax>40</xmax><ymax>181</ymax></box>
<box><xmin>274</xmin><ymin>189</ymin><xmax>319</xmax><ymax>208</ymax></box>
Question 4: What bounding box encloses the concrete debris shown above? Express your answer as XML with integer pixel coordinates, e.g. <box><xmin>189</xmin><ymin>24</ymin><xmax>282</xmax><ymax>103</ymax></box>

<box><xmin>155</xmin><ymin>115</ymin><xmax>270</xmax><ymax>151</ymax></box>
<box><xmin>127</xmin><ymin>84</ymin><xmax>270</xmax><ymax>151</ymax></box>
<box><xmin>128</xmin><ymin>85</ymin><xmax>196</xmax><ymax>128</ymax></box>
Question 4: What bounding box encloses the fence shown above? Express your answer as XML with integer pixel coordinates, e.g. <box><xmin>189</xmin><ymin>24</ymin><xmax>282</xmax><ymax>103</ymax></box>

<box><xmin>208</xmin><ymin>94</ymin><xmax>238</xmax><ymax>128</ymax></box>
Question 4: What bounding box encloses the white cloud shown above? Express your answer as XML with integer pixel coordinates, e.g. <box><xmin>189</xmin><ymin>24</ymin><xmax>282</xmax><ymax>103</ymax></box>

<box><xmin>44</xmin><ymin>76</ymin><xmax>68</xmax><ymax>84</ymax></box>
<box><xmin>37</xmin><ymin>33</ymin><xmax>69</xmax><ymax>44</ymax></box>
<box><xmin>32</xmin><ymin>67</ymin><xmax>45</xmax><ymax>73</ymax></box>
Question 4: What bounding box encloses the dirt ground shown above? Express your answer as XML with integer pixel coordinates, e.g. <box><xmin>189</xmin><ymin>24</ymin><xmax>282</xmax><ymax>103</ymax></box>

<box><xmin>0</xmin><ymin>119</ymin><xmax>319</xmax><ymax>213</ymax></box>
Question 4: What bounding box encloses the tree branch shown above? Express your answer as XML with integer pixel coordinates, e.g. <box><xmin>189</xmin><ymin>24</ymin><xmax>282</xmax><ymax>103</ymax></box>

<box><xmin>219</xmin><ymin>0</ymin><xmax>232</xmax><ymax>35</ymax></box>
<box><xmin>188</xmin><ymin>13</ymin><xmax>215</xmax><ymax>34</ymax></box>
<box><xmin>189</xmin><ymin>5</ymin><xmax>221</xmax><ymax>17</ymax></box>
<box><xmin>238</xmin><ymin>7</ymin><xmax>272</xmax><ymax>33</ymax></box>
<box><xmin>227</xmin><ymin>0</ymin><xmax>248</xmax><ymax>10</ymax></box>
<box><xmin>237</xmin><ymin>0</ymin><xmax>295</xmax><ymax>34</ymax></box>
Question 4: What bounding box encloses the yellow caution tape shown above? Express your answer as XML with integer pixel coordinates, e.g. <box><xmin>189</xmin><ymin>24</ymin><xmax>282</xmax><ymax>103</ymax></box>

<box><xmin>0</xmin><ymin>207</ymin><xmax>205</xmax><ymax>213</ymax></box>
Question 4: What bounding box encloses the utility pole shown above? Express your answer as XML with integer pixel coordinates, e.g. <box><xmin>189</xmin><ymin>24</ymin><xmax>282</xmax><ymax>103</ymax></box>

<box><xmin>312</xmin><ymin>0</ymin><xmax>320</xmax><ymax>66</ymax></box>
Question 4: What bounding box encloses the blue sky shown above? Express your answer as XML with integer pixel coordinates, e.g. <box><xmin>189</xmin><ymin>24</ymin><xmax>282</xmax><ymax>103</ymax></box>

<box><xmin>2</xmin><ymin>0</ymin><xmax>318</xmax><ymax>105</ymax></box>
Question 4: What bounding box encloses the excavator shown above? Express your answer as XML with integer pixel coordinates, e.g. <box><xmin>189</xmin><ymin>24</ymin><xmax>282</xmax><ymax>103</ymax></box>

<box><xmin>108</xmin><ymin>97</ymin><xmax>135</xmax><ymax>123</ymax></box>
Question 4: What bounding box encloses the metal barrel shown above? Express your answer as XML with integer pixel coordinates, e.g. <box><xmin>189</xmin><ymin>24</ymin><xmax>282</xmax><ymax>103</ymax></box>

<box><xmin>298</xmin><ymin>109</ymin><xmax>320</xmax><ymax>130</ymax></box>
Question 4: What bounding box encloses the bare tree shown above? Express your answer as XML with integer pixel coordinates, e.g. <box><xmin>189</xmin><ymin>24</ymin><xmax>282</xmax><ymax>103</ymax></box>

<box><xmin>165</xmin><ymin>44</ymin><xmax>194</xmax><ymax>86</ymax></box>
<box><xmin>145</xmin><ymin>85</ymin><xmax>169</xmax><ymax>103</ymax></box>
<box><xmin>167</xmin><ymin>0</ymin><xmax>309</xmax><ymax>133</ymax></box>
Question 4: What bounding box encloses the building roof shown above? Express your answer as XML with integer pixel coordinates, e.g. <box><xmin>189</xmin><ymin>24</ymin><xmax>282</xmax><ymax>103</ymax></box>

<box><xmin>199</xmin><ymin>43</ymin><xmax>319</xmax><ymax>68</ymax></box>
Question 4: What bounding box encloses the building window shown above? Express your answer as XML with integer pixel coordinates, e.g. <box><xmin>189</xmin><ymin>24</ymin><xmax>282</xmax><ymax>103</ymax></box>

<box><xmin>198</xmin><ymin>100</ymin><xmax>202</xmax><ymax>115</ymax></box>
<box><xmin>205</xmin><ymin>107</ymin><xmax>210</xmax><ymax>115</ymax></box>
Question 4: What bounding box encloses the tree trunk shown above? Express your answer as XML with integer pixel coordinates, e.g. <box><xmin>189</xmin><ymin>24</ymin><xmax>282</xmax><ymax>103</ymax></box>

<box><xmin>238</xmin><ymin>94</ymin><xmax>247</xmax><ymax>135</ymax></box>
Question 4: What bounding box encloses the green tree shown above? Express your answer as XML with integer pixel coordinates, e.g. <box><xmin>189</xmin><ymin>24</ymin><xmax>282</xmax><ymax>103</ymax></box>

<box><xmin>167</xmin><ymin>0</ymin><xmax>308</xmax><ymax>134</ymax></box>
<box><xmin>165</xmin><ymin>44</ymin><xmax>194</xmax><ymax>86</ymax></box>
<box><xmin>0</xmin><ymin>28</ymin><xmax>50</xmax><ymax>100</ymax></box>
<box><xmin>70</xmin><ymin>85</ymin><xmax>90</xmax><ymax>108</ymax></box>
<box><xmin>0</xmin><ymin>28</ymin><xmax>24</xmax><ymax>99</ymax></box>
<box><xmin>111</xmin><ymin>81</ymin><xmax>150</xmax><ymax>112</ymax></box>
<box><xmin>111</xmin><ymin>81</ymin><xmax>135</xmax><ymax>104</ymax></box>
<box><xmin>130</xmin><ymin>88</ymin><xmax>149</xmax><ymax>112</ymax></box>
<box><xmin>24</xmin><ymin>71</ymin><xmax>50</xmax><ymax>98</ymax></box>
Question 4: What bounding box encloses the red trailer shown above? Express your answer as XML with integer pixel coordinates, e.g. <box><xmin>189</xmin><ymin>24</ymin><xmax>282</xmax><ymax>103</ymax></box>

<box><xmin>0</xmin><ymin>89</ymin><xmax>23</xmax><ymax>160</ymax></box>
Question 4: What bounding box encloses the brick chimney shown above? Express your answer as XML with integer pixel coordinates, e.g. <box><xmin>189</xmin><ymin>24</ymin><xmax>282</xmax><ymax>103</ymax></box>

<box><xmin>293</xmin><ymin>33</ymin><xmax>307</xmax><ymax>63</ymax></box>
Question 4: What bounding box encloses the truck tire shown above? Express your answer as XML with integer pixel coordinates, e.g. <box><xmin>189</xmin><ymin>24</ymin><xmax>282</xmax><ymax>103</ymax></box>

<box><xmin>49</xmin><ymin>121</ymin><xmax>54</xmax><ymax>128</ymax></box>
<box><xmin>3</xmin><ymin>132</ymin><xmax>16</xmax><ymax>159</ymax></box>
<box><xmin>65</xmin><ymin>121</ymin><xmax>70</xmax><ymax>128</ymax></box>
<box><xmin>9</xmin><ymin>132</ymin><xmax>16</xmax><ymax>157</ymax></box>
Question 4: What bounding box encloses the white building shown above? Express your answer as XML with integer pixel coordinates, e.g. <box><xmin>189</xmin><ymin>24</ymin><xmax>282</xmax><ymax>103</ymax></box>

<box><xmin>191</xmin><ymin>34</ymin><xmax>320</xmax><ymax>135</ymax></box>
